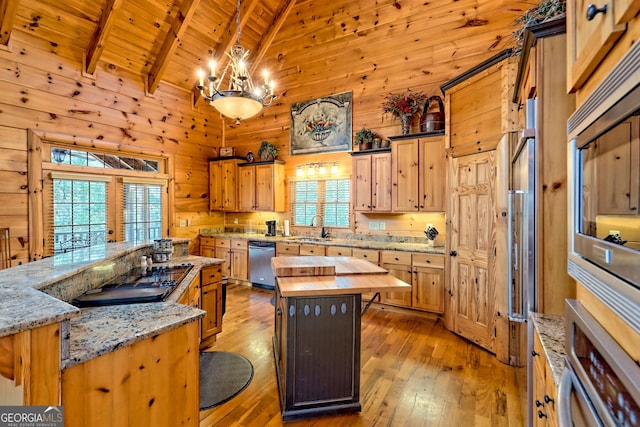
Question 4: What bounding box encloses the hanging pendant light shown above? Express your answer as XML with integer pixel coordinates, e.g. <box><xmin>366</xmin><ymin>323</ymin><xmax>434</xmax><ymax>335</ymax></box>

<box><xmin>196</xmin><ymin>0</ymin><xmax>276</xmax><ymax>124</ymax></box>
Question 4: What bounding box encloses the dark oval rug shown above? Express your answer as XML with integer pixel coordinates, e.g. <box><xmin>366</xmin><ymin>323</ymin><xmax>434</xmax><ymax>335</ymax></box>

<box><xmin>199</xmin><ymin>351</ymin><xmax>254</xmax><ymax>410</ymax></box>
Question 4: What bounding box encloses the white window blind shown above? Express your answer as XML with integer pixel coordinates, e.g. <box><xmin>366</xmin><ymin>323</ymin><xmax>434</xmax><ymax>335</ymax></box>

<box><xmin>123</xmin><ymin>183</ymin><xmax>164</xmax><ymax>242</ymax></box>
<box><xmin>291</xmin><ymin>178</ymin><xmax>350</xmax><ymax>227</ymax></box>
<box><xmin>52</xmin><ymin>178</ymin><xmax>108</xmax><ymax>253</ymax></box>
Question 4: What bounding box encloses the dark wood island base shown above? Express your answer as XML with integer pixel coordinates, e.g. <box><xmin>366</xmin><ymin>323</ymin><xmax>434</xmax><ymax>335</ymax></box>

<box><xmin>271</xmin><ymin>256</ymin><xmax>411</xmax><ymax>422</ymax></box>
<box><xmin>273</xmin><ymin>286</ymin><xmax>362</xmax><ymax>421</ymax></box>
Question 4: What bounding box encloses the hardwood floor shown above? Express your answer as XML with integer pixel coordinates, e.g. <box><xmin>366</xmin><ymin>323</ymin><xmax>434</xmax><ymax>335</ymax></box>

<box><xmin>199</xmin><ymin>283</ymin><xmax>527</xmax><ymax>427</ymax></box>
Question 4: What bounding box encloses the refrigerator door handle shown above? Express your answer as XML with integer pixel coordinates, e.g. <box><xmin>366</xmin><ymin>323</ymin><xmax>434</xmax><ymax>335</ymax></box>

<box><xmin>508</xmin><ymin>190</ymin><xmax>527</xmax><ymax>323</ymax></box>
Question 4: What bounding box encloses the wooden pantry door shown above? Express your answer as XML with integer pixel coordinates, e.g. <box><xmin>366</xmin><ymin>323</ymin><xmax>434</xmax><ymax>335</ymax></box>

<box><xmin>448</xmin><ymin>150</ymin><xmax>497</xmax><ymax>353</ymax></box>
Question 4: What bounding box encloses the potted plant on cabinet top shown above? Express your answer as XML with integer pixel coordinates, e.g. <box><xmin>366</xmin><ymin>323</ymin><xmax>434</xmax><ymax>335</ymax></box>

<box><xmin>354</xmin><ymin>128</ymin><xmax>375</xmax><ymax>151</ymax></box>
<box><xmin>258</xmin><ymin>140</ymin><xmax>278</xmax><ymax>161</ymax></box>
<box><xmin>382</xmin><ymin>90</ymin><xmax>427</xmax><ymax>135</ymax></box>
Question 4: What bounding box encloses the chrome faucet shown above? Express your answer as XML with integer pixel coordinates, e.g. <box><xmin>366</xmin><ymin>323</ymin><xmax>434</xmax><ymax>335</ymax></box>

<box><xmin>309</xmin><ymin>214</ymin><xmax>323</xmax><ymax>227</ymax></box>
<box><xmin>309</xmin><ymin>214</ymin><xmax>330</xmax><ymax>239</ymax></box>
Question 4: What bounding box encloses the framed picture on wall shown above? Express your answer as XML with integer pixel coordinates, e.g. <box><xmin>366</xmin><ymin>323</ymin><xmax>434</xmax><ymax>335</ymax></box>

<box><xmin>290</xmin><ymin>91</ymin><xmax>352</xmax><ymax>155</ymax></box>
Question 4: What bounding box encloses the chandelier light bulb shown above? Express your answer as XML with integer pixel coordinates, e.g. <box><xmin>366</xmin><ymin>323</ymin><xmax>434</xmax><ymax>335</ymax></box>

<box><xmin>208</xmin><ymin>60</ymin><xmax>216</xmax><ymax>76</ymax></box>
<box><xmin>197</xmin><ymin>69</ymin><xmax>205</xmax><ymax>87</ymax></box>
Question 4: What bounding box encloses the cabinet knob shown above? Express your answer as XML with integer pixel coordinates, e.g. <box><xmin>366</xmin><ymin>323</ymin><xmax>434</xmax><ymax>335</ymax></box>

<box><xmin>535</xmin><ymin>399</ymin><xmax>544</xmax><ymax>408</ymax></box>
<box><xmin>449</xmin><ymin>250</ymin><xmax>457</xmax><ymax>257</ymax></box>
<box><xmin>586</xmin><ymin>4</ymin><xmax>607</xmax><ymax>20</ymax></box>
<box><xmin>544</xmin><ymin>395</ymin><xmax>555</xmax><ymax>404</ymax></box>
<box><xmin>531</xmin><ymin>350</ymin><xmax>540</xmax><ymax>357</ymax></box>
<box><xmin>537</xmin><ymin>410</ymin><xmax>548</xmax><ymax>419</ymax></box>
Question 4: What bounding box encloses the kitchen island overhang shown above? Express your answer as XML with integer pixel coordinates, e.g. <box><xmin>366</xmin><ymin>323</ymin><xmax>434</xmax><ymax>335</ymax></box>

<box><xmin>271</xmin><ymin>256</ymin><xmax>411</xmax><ymax>421</ymax></box>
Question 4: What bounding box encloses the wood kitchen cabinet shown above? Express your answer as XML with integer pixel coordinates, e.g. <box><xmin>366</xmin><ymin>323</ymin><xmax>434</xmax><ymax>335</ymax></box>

<box><xmin>209</xmin><ymin>157</ymin><xmax>243</xmax><ymax>211</ymax></box>
<box><xmin>199</xmin><ymin>236</ymin><xmax>215</xmax><ymax>258</ymax></box>
<box><xmin>213</xmin><ymin>238</ymin><xmax>247</xmax><ymax>280</ymax></box>
<box><xmin>391</xmin><ymin>136</ymin><xmax>446</xmax><ymax>212</ymax></box>
<box><xmin>352</xmin><ymin>248</ymin><xmax>380</xmax><ymax>302</ymax></box>
<box><xmin>381</xmin><ymin>251</ymin><xmax>445</xmax><ymax>313</ymax></box>
<box><xmin>531</xmin><ymin>328</ymin><xmax>558</xmax><ymax>426</ymax></box>
<box><xmin>412</xmin><ymin>253</ymin><xmax>445</xmax><ymax>313</ymax></box>
<box><xmin>178</xmin><ymin>271</ymin><xmax>201</xmax><ymax>310</ymax></box>
<box><xmin>299</xmin><ymin>243</ymin><xmax>326</xmax><ymax>256</ymax></box>
<box><xmin>351</xmin><ymin>248</ymin><xmax>379</xmax><ymax>265</ymax></box>
<box><xmin>238</xmin><ymin>160</ymin><xmax>285</xmax><ymax>212</ymax></box>
<box><xmin>380</xmin><ymin>251</ymin><xmax>412</xmax><ymax>307</ymax></box>
<box><xmin>230</xmin><ymin>239</ymin><xmax>248</xmax><ymax>280</ymax></box>
<box><xmin>200</xmin><ymin>265</ymin><xmax>223</xmax><ymax>349</ymax></box>
<box><xmin>215</xmin><ymin>238</ymin><xmax>231</xmax><ymax>276</ymax></box>
<box><xmin>276</xmin><ymin>241</ymin><xmax>300</xmax><ymax>256</ymax></box>
<box><xmin>566</xmin><ymin>0</ymin><xmax>630</xmax><ymax>92</ymax></box>
<box><xmin>326</xmin><ymin>246</ymin><xmax>352</xmax><ymax>257</ymax></box>
<box><xmin>351</xmin><ymin>149</ymin><xmax>392</xmax><ymax>212</ymax></box>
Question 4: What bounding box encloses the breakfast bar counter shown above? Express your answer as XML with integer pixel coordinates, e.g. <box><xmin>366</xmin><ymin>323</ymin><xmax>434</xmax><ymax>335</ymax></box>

<box><xmin>271</xmin><ymin>256</ymin><xmax>410</xmax><ymax>421</ymax></box>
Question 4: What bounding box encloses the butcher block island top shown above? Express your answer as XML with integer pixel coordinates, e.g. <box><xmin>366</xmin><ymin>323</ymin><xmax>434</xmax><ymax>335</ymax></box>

<box><xmin>272</xmin><ymin>256</ymin><xmax>410</xmax><ymax>297</ymax></box>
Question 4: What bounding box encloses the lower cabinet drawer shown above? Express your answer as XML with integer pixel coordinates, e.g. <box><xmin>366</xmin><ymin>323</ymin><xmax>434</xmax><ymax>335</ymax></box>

<box><xmin>381</xmin><ymin>250</ymin><xmax>412</xmax><ymax>265</ymax></box>
<box><xmin>412</xmin><ymin>253</ymin><xmax>444</xmax><ymax>268</ymax></box>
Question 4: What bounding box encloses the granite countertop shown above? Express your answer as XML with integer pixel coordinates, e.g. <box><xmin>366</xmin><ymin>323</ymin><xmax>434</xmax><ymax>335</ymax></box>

<box><xmin>530</xmin><ymin>312</ymin><xmax>566</xmax><ymax>386</ymax></box>
<box><xmin>0</xmin><ymin>241</ymin><xmax>225</xmax><ymax>369</ymax></box>
<box><xmin>200</xmin><ymin>231</ymin><xmax>446</xmax><ymax>254</ymax></box>
<box><xmin>64</xmin><ymin>302</ymin><xmax>204</xmax><ymax>369</ymax></box>
<box><xmin>62</xmin><ymin>254</ymin><xmax>221</xmax><ymax>369</ymax></box>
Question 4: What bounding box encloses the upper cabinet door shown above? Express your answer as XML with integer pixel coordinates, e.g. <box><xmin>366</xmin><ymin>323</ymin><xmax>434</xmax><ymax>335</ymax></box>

<box><xmin>567</xmin><ymin>0</ymin><xmax>626</xmax><ymax>92</ymax></box>
<box><xmin>391</xmin><ymin>139</ymin><xmax>419</xmax><ymax>212</ymax></box>
<box><xmin>614</xmin><ymin>0</ymin><xmax>640</xmax><ymax>24</ymax></box>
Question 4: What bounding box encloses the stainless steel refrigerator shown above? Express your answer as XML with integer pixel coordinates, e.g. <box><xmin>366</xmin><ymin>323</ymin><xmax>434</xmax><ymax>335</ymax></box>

<box><xmin>509</xmin><ymin>127</ymin><xmax>539</xmax><ymax>427</ymax></box>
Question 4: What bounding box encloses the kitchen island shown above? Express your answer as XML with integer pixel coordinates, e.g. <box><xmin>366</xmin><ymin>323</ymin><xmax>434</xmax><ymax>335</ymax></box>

<box><xmin>0</xmin><ymin>240</ymin><xmax>223</xmax><ymax>426</ymax></box>
<box><xmin>271</xmin><ymin>256</ymin><xmax>411</xmax><ymax>421</ymax></box>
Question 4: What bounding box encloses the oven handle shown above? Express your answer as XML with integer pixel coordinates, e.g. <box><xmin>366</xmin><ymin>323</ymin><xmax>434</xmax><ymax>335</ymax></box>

<box><xmin>557</xmin><ymin>367</ymin><xmax>603</xmax><ymax>427</ymax></box>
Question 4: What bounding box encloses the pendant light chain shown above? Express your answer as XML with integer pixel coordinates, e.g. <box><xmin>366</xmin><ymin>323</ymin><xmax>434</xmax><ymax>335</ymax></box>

<box><xmin>236</xmin><ymin>0</ymin><xmax>242</xmax><ymax>45</ymax></box>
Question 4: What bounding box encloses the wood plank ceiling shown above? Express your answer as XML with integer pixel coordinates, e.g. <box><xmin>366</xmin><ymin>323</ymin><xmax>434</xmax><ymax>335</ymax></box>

<box><xmin>1</xmin><ymin>0</ymin><xmax>530</xmax><ymax>111</ymax></box>
<box><xmin>1</xmin><ymin>0</ymin><xmax>290</xmax><ymax>95</ymax></box>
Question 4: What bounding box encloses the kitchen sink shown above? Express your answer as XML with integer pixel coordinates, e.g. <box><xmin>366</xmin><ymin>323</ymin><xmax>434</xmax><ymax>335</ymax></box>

<box><xmin>285</xmin><ymin>236</ymin><xmax>332</xmax><ymax>243</ymax></box>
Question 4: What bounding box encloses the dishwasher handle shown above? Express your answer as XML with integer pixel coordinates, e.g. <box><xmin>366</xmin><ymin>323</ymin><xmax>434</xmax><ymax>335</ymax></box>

<box><xmin>249</xmin><ymin>241</ymin><xmax>276</xmax><ymax>248</ymax></box>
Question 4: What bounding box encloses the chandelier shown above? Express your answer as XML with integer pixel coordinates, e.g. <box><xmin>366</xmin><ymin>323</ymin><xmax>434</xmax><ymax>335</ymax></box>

<box><xmin>196</xmin><ymin>0</ymin><xmax>276</xmax><ymax>124</ymax></box>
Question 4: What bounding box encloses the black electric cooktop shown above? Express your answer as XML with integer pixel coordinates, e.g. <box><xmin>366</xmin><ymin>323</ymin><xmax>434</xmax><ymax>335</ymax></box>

<box><xmin>71</xmin><ymin>263</ymin><xmax>193</xmax><ymax>307</ymax></box>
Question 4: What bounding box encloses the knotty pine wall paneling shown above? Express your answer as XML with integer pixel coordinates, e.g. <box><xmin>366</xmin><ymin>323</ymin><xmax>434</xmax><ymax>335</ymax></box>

<box><xmin>0</xmin><ymin>32</ymin><xmax>223</xmax><ymax>260</ymax></box>
<box><xmin>221</xmin><ymin>0</ymin><xmax>532</xmax><ymax>233</ymax></box>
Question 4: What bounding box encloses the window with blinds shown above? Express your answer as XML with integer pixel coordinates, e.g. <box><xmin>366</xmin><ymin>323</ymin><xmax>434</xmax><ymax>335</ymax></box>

<box><xmin>123</xmin><ymin>183</ymin><xmax>163</xmax><ymax>242</ymax></box>
<box><xmin>291</xmin><ymin>178</ymin><xmax>350</xmax><ymax>227</ymax></box>
<box><xmin>52</xmin><ymin>178</ymin><xmax>108</xmax><ymax>253</ymax></box>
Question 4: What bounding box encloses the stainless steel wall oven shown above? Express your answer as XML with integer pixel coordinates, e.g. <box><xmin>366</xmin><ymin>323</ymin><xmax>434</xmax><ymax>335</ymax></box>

<box><xmin>567</xmin><ymin>41</ymin><xmax>640</xmax><ymax>328</ymax></box>
<box><xmin>558</xmin><ymin>301</ymin><xmax>639</xmax><ymax>426</ymax></box>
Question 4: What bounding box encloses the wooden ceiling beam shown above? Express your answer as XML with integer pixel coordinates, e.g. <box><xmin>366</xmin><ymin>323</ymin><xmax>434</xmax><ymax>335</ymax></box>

<box><xmin>0</xmin><ymin>0</ymin><xmax>19</xmax><ymax>46</ymax></box>
<box><xmin>147</xmin><ymin>0</ymin><xmax>201</xmax><ymax>94</ymax></box>
<box><xmin>192</xmin><ymin>0</ymin><xmax>261</xmax><ymax>108</ymax></box>
<box><xmin>249</xmin><ymin>0</ymin><xmax>297</xmax><ymax>75</ymax></box>
<box><xmin>85</xmin><ymin>0</ymin><xmax>124</xmax><ymax>75</ymax></box>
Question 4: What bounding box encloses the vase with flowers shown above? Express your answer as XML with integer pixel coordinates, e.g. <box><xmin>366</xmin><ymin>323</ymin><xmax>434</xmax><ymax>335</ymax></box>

<box><xmin>382</xmin><ymin>90</ymin><xmax>427</xmax><ymax>135</ymax></box>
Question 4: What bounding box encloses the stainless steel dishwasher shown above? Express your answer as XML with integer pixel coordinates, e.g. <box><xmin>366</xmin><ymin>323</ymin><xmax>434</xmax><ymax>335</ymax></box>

<box><xmin>249</xmin><ymin>241</ymin><xmax>276</xmax><ymax>290</ymax></box>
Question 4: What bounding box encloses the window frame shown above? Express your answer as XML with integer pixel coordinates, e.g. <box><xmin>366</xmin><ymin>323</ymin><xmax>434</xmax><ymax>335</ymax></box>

<box><xmin>290</xmin><ymin>177</ymin><xmax>351</xmax><ymax>229</ymax></box>
<box><xmin>29</xmin><ymin>129</ymin><xmax>173</xmax><ymax>259</ymax></box>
